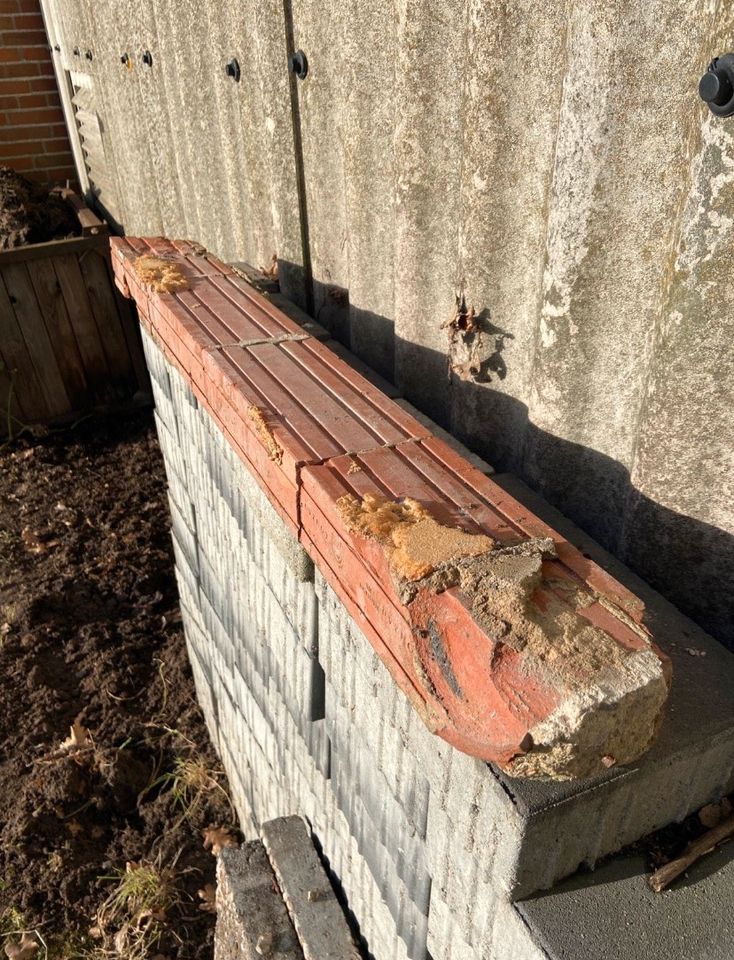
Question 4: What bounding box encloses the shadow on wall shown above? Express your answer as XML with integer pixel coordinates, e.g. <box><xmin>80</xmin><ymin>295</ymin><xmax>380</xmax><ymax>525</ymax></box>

<box><xmin>279</xmin><ymin>261</ymin><xmax>733</xmax><ymax>653</ymax></box>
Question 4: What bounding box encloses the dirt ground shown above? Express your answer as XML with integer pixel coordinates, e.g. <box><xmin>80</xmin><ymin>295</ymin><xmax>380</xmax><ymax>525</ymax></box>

<box><xmin>0</xmin><ymin>412</ymin><xmax>236</xmax><ymax>959</ymax></box>
<box><xmin>0</xmin><ymin>166</ymin><xmax>80</xmax><ymax>250</ymax></box>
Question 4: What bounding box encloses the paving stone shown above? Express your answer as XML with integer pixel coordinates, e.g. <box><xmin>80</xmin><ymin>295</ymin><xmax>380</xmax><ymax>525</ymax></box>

<box><xmin>261</xmin><ymin>816</ymin><xmax>361</xmax><ymax>960</ymax></box>
<box><xmin>215</xmin><ymin>842</ymin><xmax>303</xmax><ymax>960</ymax></box>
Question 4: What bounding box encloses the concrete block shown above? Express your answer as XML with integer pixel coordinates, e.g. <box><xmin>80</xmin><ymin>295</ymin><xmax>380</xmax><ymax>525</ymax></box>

<box><xmin>150</xmin><ymin>374</ymin><xmax>178</xmax><ymax>437</ymax></box>
<box><xmin>215</xmin><ymin>842</ymin><xmax>303</xmax><ymax>960</ymax></box>
<box><xmin>154</xmin><ymin>412</ymin><xmax>188</xmax><ymax>487</ymax></box>
<box><xmin>261</xmin><ymin>816</ymin><xmax>360</xmax><ymax>960</ymax></box>
<box><xmin>317</xmin><ymin>559</ymin><xmax>734</xmax><ymax>905</ymax></box>
<box><xmin>169</xmin><ymin>499</ymin><xmax>198</xmax><ymax>576</ymax></box>
<box><xmin>140</xmin><ymin>327</ymin><xmax>172</xmax><ymax>398</ymax></box>
<box><xmin>319</xmin><ymin>813</ymin><xmax>412</xmax><ymax>960</ymax></box>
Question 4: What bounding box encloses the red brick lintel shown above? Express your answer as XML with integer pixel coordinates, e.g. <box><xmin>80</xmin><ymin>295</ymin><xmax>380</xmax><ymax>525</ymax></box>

<box><xmin>112</xmin><ymin>236</ymin><xmax>671</xmax><ymax>781</ymax></box>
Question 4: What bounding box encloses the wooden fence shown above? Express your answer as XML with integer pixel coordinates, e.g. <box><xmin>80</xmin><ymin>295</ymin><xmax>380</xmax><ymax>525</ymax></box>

<box><xmin>0</xmin><ymin>195</ymin><xmax>148</xmax><ymax>436</ymax></box>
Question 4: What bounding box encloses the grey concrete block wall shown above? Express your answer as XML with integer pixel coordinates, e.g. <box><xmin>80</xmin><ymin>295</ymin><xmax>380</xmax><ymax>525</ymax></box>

<box><xmin>143</xmin><ymin>328</ymin><xmax>734</xmax><ymax>960</ymax></box>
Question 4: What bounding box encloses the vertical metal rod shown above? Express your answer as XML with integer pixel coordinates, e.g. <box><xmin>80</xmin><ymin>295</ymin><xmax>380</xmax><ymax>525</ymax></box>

<box><xmin>282</xmin><ymin>0</ymin><xmax>314</xmax><ymax>315</ymax></box>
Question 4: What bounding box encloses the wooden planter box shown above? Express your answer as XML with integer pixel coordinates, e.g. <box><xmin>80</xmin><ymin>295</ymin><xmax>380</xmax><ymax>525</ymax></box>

<box><xmin>0</xmin><ymin>191</ymin><xmax>149</xmax><ymax>436</ymax></box>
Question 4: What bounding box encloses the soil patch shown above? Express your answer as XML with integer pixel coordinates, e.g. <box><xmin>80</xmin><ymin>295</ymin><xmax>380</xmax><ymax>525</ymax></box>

<box><xmin>0</xmin><ymin>166</ymin><xmax>80</xmax><ymax>250</ymax></box>
<box><xmin>0</xmin><ymin>412</ymin><xmax>235</xmax><ymax>958</ymax></box>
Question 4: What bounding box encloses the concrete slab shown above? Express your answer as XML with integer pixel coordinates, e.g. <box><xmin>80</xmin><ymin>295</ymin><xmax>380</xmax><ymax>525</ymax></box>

<box><xmin>216</xmin><ymin>842</ymin><xmax>303</xmax><ymax>960</ymax></box>
<box><xmin>518</xmin><ymin>845</ymin><xmax>734</xmax><ymax>960</ymax></box>
<box><xmin>261</xmin><ymin>816</ymin><xmax>361</xmax><ymax>960</ymax></box>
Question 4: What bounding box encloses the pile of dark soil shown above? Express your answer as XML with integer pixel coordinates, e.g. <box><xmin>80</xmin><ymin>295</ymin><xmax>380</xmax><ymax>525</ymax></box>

<box><xmin>0</xmin><ymin>166</ymin><xmax>80</xmax><ymax>250</ymax></box>
<box><xmin>0</xmin><ymin>412</ymin><xmax>235</xmax><ymax>958</ymax></box>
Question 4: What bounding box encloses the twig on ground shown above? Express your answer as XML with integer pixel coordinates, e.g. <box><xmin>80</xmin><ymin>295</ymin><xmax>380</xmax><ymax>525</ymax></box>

<box><xmin>648</xmin><ymin>815</ymin><xmax>734</xmax><ymax>892</ymax></box>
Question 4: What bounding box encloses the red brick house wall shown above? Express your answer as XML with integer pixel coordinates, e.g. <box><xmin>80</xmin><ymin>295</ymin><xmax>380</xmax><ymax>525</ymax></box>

<box><xmin>0</xmin><ymin>0</ymin><xmax>75</xmax><ymax>183</ymax></box>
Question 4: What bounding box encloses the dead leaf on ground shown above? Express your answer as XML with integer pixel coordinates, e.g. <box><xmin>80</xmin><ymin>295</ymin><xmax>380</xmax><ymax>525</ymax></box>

<box><xmin>699</xmin><ymin>797</ymin><xmax>733</xmax><ymax>829</ymax></box>
<box><xmin>60</xmin><ymin>719</ymin><xmax>90</xmax><ymax>752</ymax></box>
<box><xmin>197</xmin><ymin>884</ymin><xmax>217</xmax><ymax>913</ymax></box>
<box><xmin>202</xmin><ymin>825</ymin><xmax>238</xmax><ymax>856</ymax></box>
<box><xmin>4</xmin><ymin>932</ymin><xmax>38</xmax><ymax>959</ymax></box>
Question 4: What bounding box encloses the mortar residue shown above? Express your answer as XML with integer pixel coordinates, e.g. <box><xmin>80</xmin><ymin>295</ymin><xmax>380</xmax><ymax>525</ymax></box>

<box><xmin>133</xmin><ymin>255</ymin><xmax>189</xmax><ymax>293</ymax></box>
<box><xmin>336</xmin><ymin>491</ymin><xmax>668</xmax><ymax>779</ymax></box>
<box><xmin>249</xmin><ymin>405</ymin><xmax>283</xmax><ymax>464</ymax></box>
<box><xmin>337</xmin><ymin>492</ymin><xmax>494</xmax><ymax>581</ymax></box>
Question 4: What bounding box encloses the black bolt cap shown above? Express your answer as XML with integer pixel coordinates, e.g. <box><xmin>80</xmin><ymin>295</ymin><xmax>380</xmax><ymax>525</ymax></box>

<box><xmin>85</xmin><ymin>49</ymin><xmax>93</xmax><ymax>61</ymax></box>
<box><xmin>73</xmin><ymin>46</ymin><xmax>80</xmax><ymax>56</ymax></box>
<box><xmin>225</xmin><ymin>58</ymin><xmax>240</xmax><ymax>82</ymax></box>
<box><xmin>699</xmin><ymin>53</ymin><xmax>734</xmax><ymax>117</ymax></box>
<box><xmin>288</xmin><ymin>49</ymin><xmax>308</xmax><ymax>80</ymax></box>
<box><xmin>141</xmin><ymin>50</ymin><xmax>153</xmax><ymax>67</ymax></box>
<box><xmin>120</xmin><ymin>53</ymin><xmax>130</xmax><ymax>65</ymax></box>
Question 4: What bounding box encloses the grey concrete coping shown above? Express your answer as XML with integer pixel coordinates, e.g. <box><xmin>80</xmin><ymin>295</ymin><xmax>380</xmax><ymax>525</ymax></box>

<box><xmin>490</xmin><ymin>474</ymin><xmax>734</xmax><ymax>896</ymax></box>
<box><xmin>518</xmin><ymin>844</ymin><xmax>734</xmax><ymax>960</ymax></box>
<box><xmin>216</xmin><ymin>842</ymin><xmax>303</xmax><ymax>960</ymax></box>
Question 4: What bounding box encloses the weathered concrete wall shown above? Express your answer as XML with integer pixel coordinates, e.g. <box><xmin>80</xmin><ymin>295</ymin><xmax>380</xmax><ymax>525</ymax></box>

<box><xmin>42</xmin><ymin>0</ymin><xmax>734</xmax><ymax>649</ymax></box>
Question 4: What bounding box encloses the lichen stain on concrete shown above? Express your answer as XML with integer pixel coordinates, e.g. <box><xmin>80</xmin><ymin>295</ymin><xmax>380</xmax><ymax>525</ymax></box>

<box><xmin>337</xmin><ymin>492</ymin><xmax>495</xmax><ymax>581</ymax></box>
<box><xmin>132</xmin><ymin>255</ymin><xmax>189</xmax><ymax>293</ymax></box>
<box><xmin>248</xmin><ymin>405</ymin><xmax>283</xmax><ymax>464</ymax></box>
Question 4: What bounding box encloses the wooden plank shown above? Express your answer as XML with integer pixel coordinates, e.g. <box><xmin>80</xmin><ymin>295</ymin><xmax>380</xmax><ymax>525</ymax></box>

<box><xmin>0</xmin><ymin>359</ymin><xmax>24</xmax><ymax>434</ymax></box>
<box><xmin>58</xmin><ymin>189</ymin><xmax>108</xmax><ymax>237</ymax></box>
<box><xmin>0</xmin><ymin>235</ymin><xmax>102</xmax><ymax>266</ymax></box>
<box><xmin>0</xmin><ymin>278</ymin><xmax>46</xmax><ymax>422</ymax></box>
<box><xmin>1</xmin><ymin>263</ymin><xmax>70</xmax><ymax>418</ymax></box>
<box><xmin>30</xmin><ymin>258</ymin><xmax>89</xmax><ymax>408</ymax></box>
<box><xmin>114</xmin><ymin>282</ymin><xmax>150</xmax><ymax>394</ymax></box>
<box><xmin>78</xmin><ymin>248</ymin><xmax>135</xmax><ymax>394</ymax></box>
<box><xmin>52</xmin><ymin>252</ymin><xmax>112</xmax><ymax>396</ymax></box>
<box><xmin>0</xmin><ymin>339</ymin><xmax>29</xmax><ymax>427</ymax></box>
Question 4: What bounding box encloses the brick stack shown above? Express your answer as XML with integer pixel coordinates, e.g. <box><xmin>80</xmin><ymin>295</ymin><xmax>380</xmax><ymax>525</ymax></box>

<box><xmin>111</xmin><ymin>235</ymin><xmax>669</xmax><ymax>777</ymax></box>
<box><xmin>0</xmin><ymin>0</ymin><xmax>75</xmax><ymax>182</ymax></box>
<box><xmin>115</xmin><ymin>237</ymin><xmax>717</xmax><ymax>960</ymax></box>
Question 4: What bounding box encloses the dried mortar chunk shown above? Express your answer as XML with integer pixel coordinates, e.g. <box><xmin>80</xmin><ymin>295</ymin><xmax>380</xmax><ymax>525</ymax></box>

<box><xmin>503</xmin><ymin>649</ymin><xmax>670</xmax><ymax>780</ymax></box>
<box><xmin>339</xmin><ymin>492</ymin><xmax>669</xmax><ymax>780</ymax></box>
<box><xmin>249</xmin><ymin>405</ymin><xmax>283</xmax><ymax>464</ymax></box>
<box><xmin>337</xmin><ymin>492</ymin><xmax>494</xmax><ymax>581</ymax></box>
<box><xmin>132</xmin><ymin>255</ymin><xmax>189</xmax><ymax>293</ymax></box>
